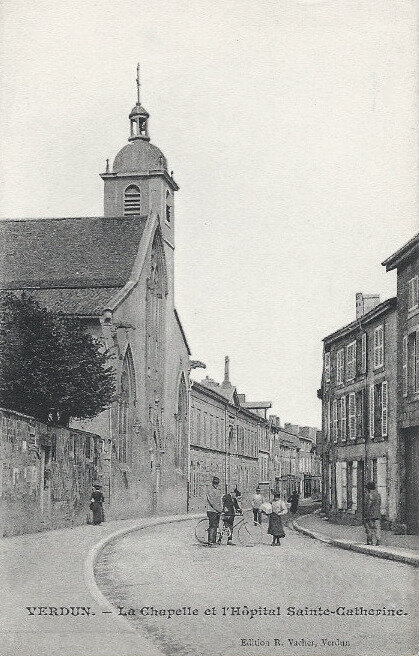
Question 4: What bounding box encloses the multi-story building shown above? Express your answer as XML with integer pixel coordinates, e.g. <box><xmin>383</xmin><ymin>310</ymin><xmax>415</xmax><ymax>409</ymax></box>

<box><xmin>269</xmin><ymin>423</ymin><xmax>300</xmax><ymax>499</ymax></box>
<box><xmin>188</xmin><ymin>359</ymin><xmax>260</xmax><ymax>511</ymax></box>
<box><xmin>319</xmin><ymin>293</ymin><xmax>400</xmax><ymax>527</ymax></box>
<box><xmin>382</xmin><ymin>233</ymin><xmax>419</xmax><ymax>534</ymax></box>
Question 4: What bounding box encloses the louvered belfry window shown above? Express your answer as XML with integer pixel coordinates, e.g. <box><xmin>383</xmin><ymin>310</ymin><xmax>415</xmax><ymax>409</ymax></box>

<box><xmin>124</xmin><ymin>185</ymin><xmax>141</xmax><ymax>215</ymax></box>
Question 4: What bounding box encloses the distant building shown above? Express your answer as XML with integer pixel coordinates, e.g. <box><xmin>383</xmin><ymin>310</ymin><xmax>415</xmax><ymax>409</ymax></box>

<box><xmin>188</xmin><ymin>358</ymin><xmax>260</xmax><ymax>511</ymax></box>
<box><xmin>319</xmin><ymin>294</ymin><xmax>400</xmax><ymax>527</ymax></box>
<box><xmin>383</xmin><ymin>233</ymin><xmax>419</xmax><ymax>534</ymax></box>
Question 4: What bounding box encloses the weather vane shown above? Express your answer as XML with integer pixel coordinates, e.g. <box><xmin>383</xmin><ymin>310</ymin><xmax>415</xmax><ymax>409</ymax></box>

<box><xmin>136</xmin><ymin>62</ymin><xmax>140</xmax><ymax>105</ymax></box>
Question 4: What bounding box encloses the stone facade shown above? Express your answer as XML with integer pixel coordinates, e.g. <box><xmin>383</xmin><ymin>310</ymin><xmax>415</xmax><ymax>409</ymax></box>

<box><xmin>319</xmin><ymin>295</ymin><xmax>400</xmax><ymax>528</ymax></box>
<box><xmin>0</xmin><ymin>77</ymin><xmax>191</xmax><ymax>522</ymax></box>
<box><xmin>383</xmin><ymin>233</ymin><xmax>419</xmax><ymax>533</ymax></box>
<box><xmin>0</xmin><ymin>408</ymin><xmax>102</xmax><ymax>537</ymax></box>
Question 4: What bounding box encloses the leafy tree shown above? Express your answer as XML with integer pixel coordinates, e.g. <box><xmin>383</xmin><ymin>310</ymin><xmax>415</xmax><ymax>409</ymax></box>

<box><xmin>0</xmin><ymin>292</ymin><xmax>115</xmax><ymax>425</ymax></box>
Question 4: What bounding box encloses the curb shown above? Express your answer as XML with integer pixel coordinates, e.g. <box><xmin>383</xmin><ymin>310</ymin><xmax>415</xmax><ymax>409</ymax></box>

<box><xmin>292</xmin><ymin>516</ymin><xmax>419</xmax><ymax>567</ymax></box>
<box><xmin>84</xmin><ymin>512</ymin><xmax>204</xmax><ymax>656</ymax></box>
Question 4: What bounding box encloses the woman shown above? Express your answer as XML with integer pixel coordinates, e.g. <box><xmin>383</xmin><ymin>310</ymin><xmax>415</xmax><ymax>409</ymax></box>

<box><xmin>268</xmin><ymin>492</ymin><xmax>287</xmax><ymax>546</ymax></box>
<box><xmin>288</xmin><ymin>490</ymin><xmax>299</xmax><ymax>515</ymax></box>
<box><xmin>90</xmin><ymin>483</ymin><xmax>105</xmax><ymax>525</ymax></box>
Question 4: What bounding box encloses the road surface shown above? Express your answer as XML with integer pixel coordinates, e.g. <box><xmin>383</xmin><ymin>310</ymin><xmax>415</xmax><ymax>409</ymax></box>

<box><xmin>95</xmin><ymin>514</ymin><xmax>417</xmax><ymax>656</ymax></box>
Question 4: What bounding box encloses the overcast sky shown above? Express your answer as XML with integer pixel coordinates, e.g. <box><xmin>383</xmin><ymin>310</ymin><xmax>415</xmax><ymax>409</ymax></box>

<box><xmin>0</xmin><ymin>0</ymin><xmax>416</xmax><ymax>427</ymax></box>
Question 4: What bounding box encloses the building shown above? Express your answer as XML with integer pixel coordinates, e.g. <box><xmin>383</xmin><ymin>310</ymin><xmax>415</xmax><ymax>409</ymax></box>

<box><xmin>188</xmin><ymin>358</ymin><xmax>260</xmax><ymax>511</ymax></box>
<box><xmin>382</xmin><ymin>233</ymin><xmax>419</xmax><ymax>534</ymax></box>
<box><xmin>0</xmin><ymin>70</ymin><xmax>191</xmax><ymax>519</ymax></box>
<box><xmin>319</xmin><ymin>294</ymin><xmax>400</xmax><ymax>528</ymax></box>
<box><xmin>269</xmin><ymin>422</ymin><xmax>300</xmax><ymax>499</ymax></box>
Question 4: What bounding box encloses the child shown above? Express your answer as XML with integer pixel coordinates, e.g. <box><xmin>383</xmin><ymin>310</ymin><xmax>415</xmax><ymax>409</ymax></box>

<box><xmin>268</xmin><ymin>492</ymin><xmax>287</xmax><ymax>545</ymax></box>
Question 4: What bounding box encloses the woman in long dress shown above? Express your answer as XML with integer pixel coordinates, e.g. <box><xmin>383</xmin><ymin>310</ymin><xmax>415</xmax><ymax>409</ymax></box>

<box><xmin>268</xmin><ymin>492</ymin><xmax>288</xmax><ymax>545</ymax></box>
<box><xmin>90</xmin><ymin>483</ymin><xmax>105</xmax><ymax>525</ymax></box>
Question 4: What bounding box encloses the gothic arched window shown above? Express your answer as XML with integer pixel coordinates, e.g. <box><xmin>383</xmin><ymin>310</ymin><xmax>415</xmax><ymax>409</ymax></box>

<box><xmin>118</xmin><ymin>348</ymin><xmax>136</xmax><ymax>463</ymax></box>
<box><xmin>124</xmin><ymin>185</ymin><xmax>141</xmax><ymax>216</ymax></box>
<box><xmin>165</xmin><ymin>191</ymin><xmax>172</xmax><ymax>223</ymax></box>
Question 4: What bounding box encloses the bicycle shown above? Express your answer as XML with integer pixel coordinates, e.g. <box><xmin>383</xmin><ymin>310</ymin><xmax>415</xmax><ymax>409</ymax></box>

<box><xmin>194</xmin><ymin>510</ymin><xmax>263</xmax><ymax>547</ymax></box>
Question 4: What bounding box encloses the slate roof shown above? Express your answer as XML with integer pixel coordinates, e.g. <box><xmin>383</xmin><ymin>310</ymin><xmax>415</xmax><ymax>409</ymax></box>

<box><xmin>0</xmin><ymin>216</ymin><xmax>147</xmax><ymax>289</ymax></box>
<box><xmin>0</xmin><ymin>215</ymin><xmax>148</xmax><ymax>317</ymax></box>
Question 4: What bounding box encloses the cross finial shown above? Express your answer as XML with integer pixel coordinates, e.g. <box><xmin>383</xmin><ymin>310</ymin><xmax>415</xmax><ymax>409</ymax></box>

<box><xmin>136</xmin><ymin>62</ymin><xmax>140</xmax><ymax>104</ymax></box>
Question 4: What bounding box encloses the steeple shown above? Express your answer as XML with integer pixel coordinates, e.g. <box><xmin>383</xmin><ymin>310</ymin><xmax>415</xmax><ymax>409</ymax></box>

<box><xmin>129</xmin><ymin>63</ymin><xmax>150</xmax><ymax>142</ymax></box>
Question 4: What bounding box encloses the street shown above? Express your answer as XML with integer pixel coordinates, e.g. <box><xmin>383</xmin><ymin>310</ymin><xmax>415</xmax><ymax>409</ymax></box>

<box><xmin>95</xmin><ymin>513</ymin><xmax>417</xmax><ymax>656</ymax></box>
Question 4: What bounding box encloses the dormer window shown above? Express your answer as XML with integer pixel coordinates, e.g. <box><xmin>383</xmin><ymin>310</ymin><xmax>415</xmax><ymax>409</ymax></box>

<box><xmin>124</xmin><ymin>185</ymin><xmax>141</xmax><ymax>215</ymax></box>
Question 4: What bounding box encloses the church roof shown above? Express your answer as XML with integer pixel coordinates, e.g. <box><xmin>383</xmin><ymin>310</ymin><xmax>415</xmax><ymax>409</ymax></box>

<box><xmin>0</xmin><ymin>215</ymin><xmax>148</xmax><ymax>317</ymax></box>
<box><xmin>0</xmin><ymin>216</ymin><xmax>147</xmax><ymax>290</ymax></box>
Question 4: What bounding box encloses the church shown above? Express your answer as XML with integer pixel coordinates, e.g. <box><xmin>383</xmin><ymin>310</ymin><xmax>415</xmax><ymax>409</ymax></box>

<box><xmin>0</xmin><ymin>69</ymin><xmax>191</xmax><ymax>518</ymax></box>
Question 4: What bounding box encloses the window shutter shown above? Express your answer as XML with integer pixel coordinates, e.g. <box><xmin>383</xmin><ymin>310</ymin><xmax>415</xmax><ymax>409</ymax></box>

<box><xmin>348</xmin><ymin>393</ymin><xmax>356</xmax><ymax>439</ymax></box>
<box><xmin>376</xmin><ymin>456</ymin><xmax>387</xmax><ymax>514</ymax></box>
<box><xmin>324</xmin><ymin>352</ymin><xmax>330</xmax><ymax>382</ymax></box>
<box><xmin>361</xmin><ymin>333</ymin><xmax>367</xmax><ymax>373</ymax></box>
<box><xmin>403</xmin><ymin>335</ymin><xmax>408</xmax><ymax>397</ymax></box>
<box><xmin>369</xmin><ymin>384</ymin><xmax>375</xmax><ymax>439</ymax></box>
<box><xmin>341</xmin><ymin>396</ymin><xmax>347</xmax><ymax>441</ymax></box>
<box><xmin>415</xmin><ymin>331</ymin><xmax>419</xmax><ymax>393</ymax></box>
<box><xmin>374</xmin><ymin>326</ymin><xmax>384</xmax><ymax>369</ymax></box>
<box><xmin>341</xmin><ymin>461</ymin><xmax>347</xmax><ymax>510</ymax></box>
<box><xmin>332</xmin><ymin>400</ymin><xmax>338</xmax><ymax>442</ymax></box>
<box><xmin>336</xmin><ymin>462</ymin><xmax>342</xmax><ymax>509</ymax></box>
<box><xmin>381</xmin><ymin>381</ymin><xmax>388</xmax><ymax>437</ymax></box>
<box><xmin>351</xmin><ymin>460</ymin><xmax>358</xmax><ymax>511</ymax></box>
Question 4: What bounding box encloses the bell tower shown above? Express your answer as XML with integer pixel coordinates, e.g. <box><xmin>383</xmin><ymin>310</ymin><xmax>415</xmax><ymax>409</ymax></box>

<box><xmin>100</xmin><ymin>64</ymin><xmax>179</xmax><ymax>248</ymax></box>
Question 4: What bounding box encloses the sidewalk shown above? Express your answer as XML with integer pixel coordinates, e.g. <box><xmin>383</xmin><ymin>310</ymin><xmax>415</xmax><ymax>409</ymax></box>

<box><xmin>293</xmin><ymin>512</ymin><xmax>419</xmax><ymax>566</ymax></box>
<box><xmin>0</xmin><ymin>512</ymin><xmax>201</xmax><ymax>656</ymax></box>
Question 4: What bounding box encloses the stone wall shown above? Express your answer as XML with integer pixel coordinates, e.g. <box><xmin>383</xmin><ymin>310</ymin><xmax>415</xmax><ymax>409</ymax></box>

<box><xmin>0</xmin><ymin>407</ymin><xmax>103</xmax><ymax>537</ymax></box>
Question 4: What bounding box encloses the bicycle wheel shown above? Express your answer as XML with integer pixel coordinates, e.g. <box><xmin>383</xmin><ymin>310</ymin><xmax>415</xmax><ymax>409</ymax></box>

<box><xmin>195</xmin><ymin>518</ymin><xmax>210</xmax><ymax>544</ymax></box>
<box><xmin>238</xmin><ymin>521</ymin><xmax>263</xmax><ymax>547</ymax></box>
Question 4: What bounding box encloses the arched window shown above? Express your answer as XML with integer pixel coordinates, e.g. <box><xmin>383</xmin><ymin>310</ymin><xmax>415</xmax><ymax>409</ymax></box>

<box><xmin>165</xmin><ymin>191</ymin><xmax>172</xmax><ymax>223</ymax></box>
<box><xmin>124</xmin><ymin>185</ymin><xmax>141</xmax><ymax>215</ymax></box>
<box><xmin>118</xmin><ymin>348</ymin><xmax>136</xmax><ymax>463</ymax></box>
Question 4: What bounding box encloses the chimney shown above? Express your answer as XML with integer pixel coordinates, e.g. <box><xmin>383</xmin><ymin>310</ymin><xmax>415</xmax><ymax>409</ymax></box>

<box><xmin>356</xmin><ymin>293</ymin><xmax>381</xmax><ymax>319</ymax></box>
<box><xmin>222</xmin><ymin>355</ymin><xmax>231</xmax><ymax>388</ymax></box>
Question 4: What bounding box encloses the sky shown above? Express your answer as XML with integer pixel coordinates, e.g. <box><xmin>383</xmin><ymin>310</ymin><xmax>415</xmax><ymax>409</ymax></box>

<box><xmin>0</xmin><ymin>0</ymin><xmax>416</xmax><ymax>427</ymax></box>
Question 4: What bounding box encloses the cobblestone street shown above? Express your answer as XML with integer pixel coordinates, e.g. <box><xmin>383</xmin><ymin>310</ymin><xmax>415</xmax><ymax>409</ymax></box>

<box><xmin>95</xmin><ymin>514</ymin><xmax>417</xmax><ymax>656</ymax></box>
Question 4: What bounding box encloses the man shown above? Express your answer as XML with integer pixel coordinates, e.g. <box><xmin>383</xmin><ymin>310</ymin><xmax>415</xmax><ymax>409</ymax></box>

<box><xmin>364</xmin><ymin>481</ymin><xmax>382</xmax><ymax>546</ymax></box>
<box><xmin>222</xmin><ymin>488</ymin><xmax>242</xmax><ymax>545</ymax></box>
<box><xmin>205</xmin><ymin>476</ymin><xmax>223</xmax><ymax>546</ymax></box>
<box><xmin>252</xmin><ymin>487</ymin><xmax>263</xmax><ymax>525</ymax></box>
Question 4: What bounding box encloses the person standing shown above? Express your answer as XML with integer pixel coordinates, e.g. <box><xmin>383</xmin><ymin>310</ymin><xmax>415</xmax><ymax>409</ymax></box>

<box><xmin>288</xmin><ymin>490</ymin><xmax>300</xmax><ymax>515</ymax></box>
<box><xmin>268</xmin><ymin>492</ymin><xmax>288</xmax><ymax>545</ymax></box>
<box><xmin>252</xmin><ymin>487</ymin><xmax>263</xmax><ymax>525</ymax></box>
<box><xmin>90</xmin><ymin>483</ymin><xmax>105</xmax><ymax>525</ymax></box>
<box><xmin>364</xmin><ymin>481</ymin><xmax>381</xmax><ymax>546</ymax></box>
<box><xmin>205</xmin><ymin>476</ymin><xmax>223</xmax><ymax>546</ymax></box>
<box><xmin>222</xmin><ymin>489</ymin><xmax>241</xmax><ymax>545</ymax></box>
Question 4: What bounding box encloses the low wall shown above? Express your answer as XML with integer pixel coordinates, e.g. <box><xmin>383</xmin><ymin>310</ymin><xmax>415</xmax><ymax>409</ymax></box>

<box><xmin>0</xmin><ymin>407</ymin><xmax>103</xmax><ymax>537</ymax></box>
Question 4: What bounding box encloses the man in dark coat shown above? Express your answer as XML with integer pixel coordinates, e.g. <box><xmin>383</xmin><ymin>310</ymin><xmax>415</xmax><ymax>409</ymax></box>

<box><xmin>364</xmin><ymin>481</ymin><xmax>381</xmax><ymax>545</ymax></box>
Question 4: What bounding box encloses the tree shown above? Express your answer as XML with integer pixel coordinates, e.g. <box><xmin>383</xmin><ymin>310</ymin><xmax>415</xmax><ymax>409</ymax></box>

<box><xmin>0</xmin><ymin>292</ymin><xmax>115</xmax><ymax>425</ymax></box>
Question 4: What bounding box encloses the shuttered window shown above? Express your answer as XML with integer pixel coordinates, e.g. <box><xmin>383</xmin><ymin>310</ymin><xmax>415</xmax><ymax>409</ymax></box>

<box><xmin>381</xmin><ymin>381</ymin><xmax>388</xmax><ymax>437</ymax></box>
<box><xmin>340</xmin><ymin>396</ymin><xmax>347</xmax><ymax>441</ymax></box>
<box><xmin>376</xmin><ymin>456</ymin><xmax>387</xmax><ymax>514</ymax></box>
<box><xmin>346</xmin><ymin>341</ymin><xmax>356</xmax><ymax>381</ymax></box>
<box><xmin>361</xmin><ymin>333</ymin><xmax>367</xmax><ymax>373</ymax></box>
<box><xmin>373</xmin><ymin>325</ymin><xmax>384</xmax><ymax>369</ymax></box>
<box><xmin>369</xmin><ymin>384</ymin><xmax>375</xmax><ymax>439</ymax></box>
<box><xmin>408</xmin><ymin>276</ymin><xmax>418</xmax><ymax>311</ymax></box>
<box><xmin>337</xmin><ymin>349</ymin><xmax>344</xmax><ymax>384</ymax></box>
<box><xmin>402</xmin><ymin>335</ymin><xmax>408</xmax><ymax>397</ymax></box>
<box><xmin>332</xmin><ymin>400</ymin><xmax>338</xmax><ymax>443</ymax></box>
<box><xmin>351</xmin><ymin>460</ymin><xmax>358</xmax><ymax>511</ymax></box>
<box><xmin>324</xmin><ymin>352</ymin><xmax>330</xmax><ymax>382</ymax></box>
<box><xmin>124</xmin><ymin>185</ymin><xmax>141</xmax><ymax>215</ymax></box>
<box><xmin>348</xmin><ymin>392</ymin><xmax>356</xmax><ymax>440</ymax></box>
